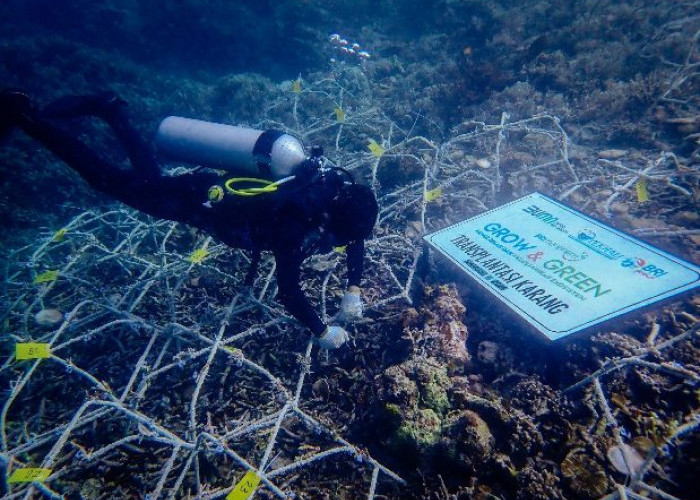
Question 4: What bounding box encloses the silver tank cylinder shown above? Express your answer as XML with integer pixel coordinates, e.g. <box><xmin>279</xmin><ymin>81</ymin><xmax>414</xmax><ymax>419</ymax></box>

<box><xmin>155</xmin><ymin>116</ymin><xmax>306</xmax><ymax>179</ymax></box>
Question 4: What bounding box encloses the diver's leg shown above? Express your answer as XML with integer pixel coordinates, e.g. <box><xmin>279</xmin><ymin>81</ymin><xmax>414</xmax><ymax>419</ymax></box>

<box><xmin>101</xmin><ymin>103</ymin><xmax>162</xmax><ymax>183</ymax></box>
<box><xmin>40</xmin><ymin>92</ymin><xmax>161</xmax><ymax>182</ymax></box>
<box><xmin>3</xmin><ymin>90</ymin><xmax>161</xmax><ymax>209</ymax></box>
<box><xmin>12</xmin><ymin>106</ymin><xmax>138</xmax><ymax>194</ymax></box>
<box><xmin>3</xmin><ymin>90</ymin><xmax>218</xmax><ymax>227</ymax></box>
<box><xmin>14</xmin><ymin>109</ymin><xmax>217</xmax><ymax>223</ymax></box>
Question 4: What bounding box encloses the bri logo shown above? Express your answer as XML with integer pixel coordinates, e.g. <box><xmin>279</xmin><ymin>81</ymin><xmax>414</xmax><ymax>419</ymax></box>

<box><xmin>621</xmin><ymin>257</ymin><xmax>668</xmax><ymax>279</ymax></box>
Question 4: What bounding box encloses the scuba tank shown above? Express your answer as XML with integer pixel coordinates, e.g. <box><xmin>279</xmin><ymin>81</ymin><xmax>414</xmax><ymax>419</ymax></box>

<box><xmin>155</xmin><ymin>116</ymin><xmax>306</xmax><ymax>179</ymax></box>
<box><xmin>156</xmin><ymin>116</ymin><xmax>353</xmax><ymax>202</ymax></box>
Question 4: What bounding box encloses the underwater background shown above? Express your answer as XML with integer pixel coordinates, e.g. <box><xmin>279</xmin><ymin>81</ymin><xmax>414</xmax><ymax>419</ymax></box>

<box><xmin>1</xmin><ymin>1</ymin><xmax>698</xmax><ymax>499</ymax></box>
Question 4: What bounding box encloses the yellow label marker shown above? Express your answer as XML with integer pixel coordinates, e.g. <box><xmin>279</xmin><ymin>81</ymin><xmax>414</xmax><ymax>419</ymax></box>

<box><xmin>223</xmin><ymin>346</ymin><xmax>239</xmax><ymax>355</ymax></box>
<box><xmin>334</xmin><ymin>107</ymin><xmax>345</xmax><ymax>123</ymax></box>
<box><xmin>425</xmin><ymin>187</ymin><xmax>443</xmax><ymax>202</ymax></box>
<box><xmin>188</xmin><ymin>248</ymin><xmax>209</xmax><ymax>264</ymax></box>
<box><xmin>34</xmin><ymin>270</ymin><xmax>59</xmax><ymax>284</ymax></box>
<box><xmin>292</xmin><ymin>80</ymin><xmax>302</xmax><ymax>93</ymax></box>
<box><xmin>334</xmin><ymin>245</ymin><xmax>347</xmax><ymax>253</ymax></box>
<box><xmin>368</xmin><ymin>139</ymin><xmax>385</xmax><ymax>158</ymax></box>
<box><xmin>16</xmin><ymin>343</ymin><xmax>51</xmax><ymax>360</ymax></box>
<box><xmin>8</xmin><ymin>468</ymin><xmax>52</xmax><ymax>483</ymax></box>
<box><xmin>227</xmin><ymin>470</ymin><xmax>261</xmax><ymax>500</ymax></box>
<box><xmin>52</xmin><ymin>228</ymin><xmax>67</xmax><ymax>242</ymax></box>
<box><xmin>636</xmin><ymin>177</ymin><xmax>649</xmax><ymax>202</ymax></box>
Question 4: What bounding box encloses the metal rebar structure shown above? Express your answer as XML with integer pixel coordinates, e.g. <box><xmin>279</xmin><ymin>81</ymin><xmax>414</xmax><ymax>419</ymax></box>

<box><xmin>1</xmin><ymin>68</ymin><xmax>697</xmax><ymax>499</ymax></box>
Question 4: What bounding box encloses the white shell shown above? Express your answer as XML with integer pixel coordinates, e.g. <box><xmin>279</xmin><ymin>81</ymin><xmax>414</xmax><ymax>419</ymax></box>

<box><xmin>34</xmin><ymin>308</ymin><xmax>63</xmax><ymax>326</ymax></box>
<box><xmin>475</xmin><ymin>158</ymin><xmax>491</xmax><ymax>169</ymax></box>
<box><xmin>607</xmin><ymin>443</ymin><xmax>644</xmax><ymax>475</ymax></box>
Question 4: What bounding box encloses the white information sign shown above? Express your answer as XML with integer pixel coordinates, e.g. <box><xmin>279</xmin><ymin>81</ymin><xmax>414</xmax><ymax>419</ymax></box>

<box><xmin>424</xmin><ymin>193</ymin><xmax>700</xmax><ymax>340</ymax></box>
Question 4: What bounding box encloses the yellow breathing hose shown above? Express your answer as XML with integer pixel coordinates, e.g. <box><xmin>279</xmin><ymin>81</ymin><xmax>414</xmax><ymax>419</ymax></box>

<box><xmin>224</xmin><ymin>175</ymin><xmax>296</xmax><ymax>196</ymax></box>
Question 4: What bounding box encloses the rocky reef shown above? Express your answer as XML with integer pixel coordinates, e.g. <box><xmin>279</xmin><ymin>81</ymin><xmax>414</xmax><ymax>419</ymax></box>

<box><xmin>369</xmin><ymin>285</ymin><xmax>570</xmax><ymax>497</ymax></box>
<box><xmin>363</xmin><ymin>281</ymin><xmax>698</xmax><ymax>500</ymax></box>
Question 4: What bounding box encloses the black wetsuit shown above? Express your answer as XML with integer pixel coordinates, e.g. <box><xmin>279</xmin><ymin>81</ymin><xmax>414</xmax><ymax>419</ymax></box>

<box><xmin>10</xmin><ymin>97</ymin><xmax>365</xmax><ymax>336</ymax></box>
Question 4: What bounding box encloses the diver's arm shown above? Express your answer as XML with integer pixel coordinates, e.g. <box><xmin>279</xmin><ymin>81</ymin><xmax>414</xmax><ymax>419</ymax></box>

<box><xmin>346</xmin><ymin>239</ymin><xmax>365</xmax><ymax>288</ymax></box>
<box><xmin>274</xmin><ymin>249</ymin><xmax>326</xmax><ymax>336</ymax></box>
<box><xmin>334</xmin><ymin>239</ymin><xmax>366</xmax><ymax>324</ymax></box>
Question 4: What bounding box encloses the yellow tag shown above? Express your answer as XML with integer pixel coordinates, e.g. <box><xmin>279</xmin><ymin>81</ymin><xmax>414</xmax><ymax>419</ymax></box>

<box><xmin>34</xmin><ymin>270</ymin><xmax>59</xmax><ymax>284</ymax></box>
<box><xmin>8</xmin><ymin>468</ymin><xmax>52</xmax><ymax>483</ymax></box>
<box><xmin>425</xmin><ymin>187</ymin><xmax>443</xmax><ymax>202</ymax></box>
<box><xmin>292</xmin><ymin>80</ymin><xmax>302</xmax><ymax>93</ymax></box>
<box><xmin>636</xmin><ymin>177</ymin><xmax>649</xmax><ymax>202</ymax></box>
<box><xmin>223</xmin><ymin>346</ymin><xmax>239</xmax><ymax>355</ymax></box>
<box><xmin>368</xmin><ymin>139</ymin><xmax>385</xmax><ymax>158</ymax></box>
<box><xmin>334</xmin><ymin>245</ymin><xmax>347</xmax><ymax>253</ymax></box>
<box><xmin>16</xmin><ymin>343</ymin><xmax>51</xmax><ymax>360</ymax></box>
<box><xmin>227</xmin><ymin>470</ymin><xmax>261</xmax><ymax>500</ymax></box>
<box><xmin>53</xmin><ymin>228</ymin><xmax>67</xmax><ymax>242</ymax></box>
<box><xmin>334</xmin><ymin>107</ymin><xmax>345</xmax><ymax>123</ymax></box>
<box><xmin>188</xmin><ymin>248</ymin><xmax>209</xmax><ymax>264</ymax></box>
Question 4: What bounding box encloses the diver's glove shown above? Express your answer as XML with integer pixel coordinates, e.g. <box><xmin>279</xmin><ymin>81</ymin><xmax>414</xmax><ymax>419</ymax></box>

<box><xmin>316</xmin><ymin>325</ymin><xmax>349</xmax><ymax>350</ymax></box>
<box><xmin>336</xmin><ymin>288</ymin><xmax>363</xmax><ymax>323</ymax></box>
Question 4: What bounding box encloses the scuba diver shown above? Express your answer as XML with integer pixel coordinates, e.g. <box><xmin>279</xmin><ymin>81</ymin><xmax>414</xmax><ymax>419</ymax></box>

<box><xmin>1</xmin><ymin>89</ymin><xmax>378</xmax><ymax>349</ymax></box>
